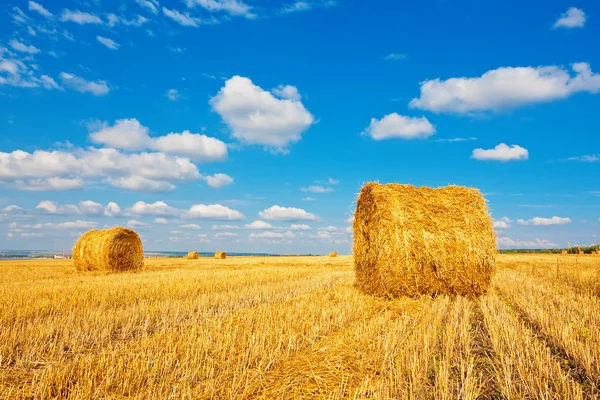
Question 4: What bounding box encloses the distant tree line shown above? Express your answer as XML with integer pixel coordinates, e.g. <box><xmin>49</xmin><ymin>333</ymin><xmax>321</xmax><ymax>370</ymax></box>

<box><xmin>499</xmin><ymin>244</ymin><xmax>599</xmax><ymax>254</ymax></box>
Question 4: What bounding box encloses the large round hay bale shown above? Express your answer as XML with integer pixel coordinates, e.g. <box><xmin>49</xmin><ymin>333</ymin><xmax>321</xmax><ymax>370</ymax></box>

<box><xmin>353</xmin><ymin>182</ymin><xmax>496</xmax><ymax>298</ymax></box>
<box><xmin>329</xmin><ymin>251</ymin><xmax>338</xmax><ymax>257</ymax></box>
<box><xmin>187</xmin><ymin>251</ymin><xmax>200</xmax><ymax>259</ymax></box>
<box><xmin>214</xmin><ymin>251</ymin><xmax>226</xmax><ymax>259</ymax></box>
<box><xmin>72</xmin><ymin>227</ymin><xmax>144</xmax><ymax>272</ymax></box>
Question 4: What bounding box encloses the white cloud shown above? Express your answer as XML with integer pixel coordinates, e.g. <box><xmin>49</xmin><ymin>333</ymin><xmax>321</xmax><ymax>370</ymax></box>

<box><xmin>60</xmin><ymin>72</ymin><xmax>109</xmax><ymax>96</ymax></box>
<box><xmin>259</xmin><ymin>205</ymin><xmax>318</xmax><ymax>221</ymax></box>
<box><xmin>9</xmin><ymin>39</ymin><xmax>40</xmax><ymax>54</ymax></box>
<box><xmin>345</xmin><ymin>216</ymin><xmax>354</xmax><ymax>224</ymax></box>
<box><xmin>40</xmin><ymin>75</ymin><xmax>60</xmax><ymax>90</ymax></box>
<box><xmin>12</xmin><ymin>177</ymin><xmax>84</xmax><ymax>191</ymax></box>
<box><xmin>517</xmin><ymin>216</ymin><xmax>572</xmax><ymax>226</ymax></box>
<box><xmin>128</xmin><ymin>220</ymin><xmax>150</xmax><ymax>228</ymax></box>
<box><xmin>180</xmin><ymin>223</ymin><xmax>201</xmax><ymax>230</ymax></box>
<box><xmin>554</xmin><ymin>7</ymin><xmax>586</xmax><ymax>29</ymax></box>
<box><xmin>384</xmin><ymin>53</ymin><xmax>407</xmax><ymax>61</ymax></box>
<box><xmin>272</xmin><ymin>85</ymin><xmax>301</xmax><ymax>101</ymax></box>
<box><xmin>290</xmin><ymin>224</ymin><xmax>310</xmax><ymax>230</ymax></box>
<box><xmin>471</xmin><ymin>143</ymin><xmax>528</xmax><ymax>162</ymax></box>
<box><xmin>106</xmin><ymin>13</ymin><xmax>148</xmax><ymax>27</ymax></box>
<box><xmin>79</xmin><ymin>200</ymin><xmax>103</xmax><ymax>215</ymax></box>
<box><xmin>36</xmin><ymin>200</ymin><xmax>79</xmax><ymax>215</ymax></box>
<box><xmin>29</xmin><ymin>1</ymin><xmax>53</xmax><ymax>18</ymax></box>
<box><xmin>0</xmin><ymin>148</ymin><xmax>201</xmax><ymax>192</ymax></box>
<box><xmin>136</xmin><ymin>0</ymin><xmax>159</xmax><ymax>14</ymax></box>
<box><xmin>327</xmin><ymin>178</ymin><xmax>339</xmax><ymax>185</ymax></box>
<box><xmin>362</xmin><ymin>113</ymin><xmax>435</xmax><ymax>140</ymax></box>
<box><xmin>212</xmin><ymin>224</ymin><xmax>239</xmax><ymax>230</ymax></box>
<box><xmin>186</xmin><ymin>0</ymin><xmax>255</xmax><ymax>18</ymax></box>
<box><xmin>216</xmin><ymin>232</ymin><xmax>239</xmax><ymax>238</ymax></box>
<box><xmin>22</xmin><ymin>232</ymin><xmax>43</xmax><ymax>237</ymax></box>
<box><xmin>249</xmin><ymin>231</ymin><xmax>285</xmax><ymax>239</ymax></box>
<box><xmin>301</xmin><ymin>197</ymin><xmax>316</xmax><ymax>201</ymax></box>
<box><xmin>210</xmin><ymin>76</ymin><xmax>315</xmax><ymax>151</ymax></box>
<box><xmin>3</xmin><ymin>205</ymin><xmax>24</xmax><ymax>213</ymax></box>
<box><xmin>434</xmin><ymin>137</ymin><xmax>477</xmax><ymax>143</ymax></box>
<box><xmin>497</xmin><ymin>237</ymin><xmax>558</xmax><ymax>249</ymax></box>
<box><xmin>410</xmin><ymin>63</ymin><xmax>600</xmax><ymax>114</ymax></box>
<box><xmin>162</xmin><ymin>7</ymin><xmax>212</xmax><ymax>27</ymax></box>
<box><xmin>567</xmin><ymin>154</ymin><xmax>599</xmax><ymax>162</ymax></box>
<box><xmin>61</xmin><ymin>10</ymin><xmax>103</xmax><ymax>24</ymax></box>
<box><xmin>7</xmin><ymin>232</ymin><xmax>14</xmax><ymax>238</ymax></box>
<box><xmin>300</xmin><ymin>185</ymin><xmax>333</xmax><ymax>193</ymax></box>
<box><xmin>493</xmin><ymin>217</ymin><xmax>512</xmax><ymax>229</ymax></box>
<box><xmin>97</xmin><ymin>36</ymin><xmax>120</xmax><ymax>50</ymax></box>
<box><xmin>128</xmin><ymin>201</ymin><xmax>178</xmax><ymax>216</ymax></box>
<box><xmin>154</xmin><ymin>218</ymin><xmax>168</xmax><ymax>224</ymax></box>
<box><xmin>89</xmin><ymin>119</ymin><xmax>228</xmax><ymax>162</ymax></box>
<box><xmin>281</xmin><ymin>1</ymin><xmax>311</xmax><ymax>13</ymax></box>
<box><xmin>245</xmin><ymin>220</ymin><xmax>274</xmax><ymax>229</ymax></box>
<box><xmin>319</xmin><ymin>226</ymin><xmax>341</xmax><ymax>233</ymax></box>
<box><xmin>166</xmin><ymin>88</ymin><xmax>179</xmax><ymax>100</ymax></box>
<box><xmin>106</xmin><ymin>176</ymin><xmax>176</xmax><ymax>192</ymax></box>
<box><xmin>201</xmin><ymin>173</ymin><xmax>233</xmax><ymax>189</ymax></box>
<box><xmin>184</xmin><ymin>204</ymin><xmax>244</xmax><ymax>220</ymax></box>
<box><xmin>104</xmin><ymin>202</ymin><xmax>121</xmax><ymax>217</ymax></box>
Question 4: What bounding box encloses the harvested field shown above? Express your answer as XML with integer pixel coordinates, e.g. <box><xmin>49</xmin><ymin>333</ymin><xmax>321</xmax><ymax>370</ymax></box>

<box><xmin>1</xmin><ymin>254</ymin><xmax>599</xmax><ymax>399</ymax></box>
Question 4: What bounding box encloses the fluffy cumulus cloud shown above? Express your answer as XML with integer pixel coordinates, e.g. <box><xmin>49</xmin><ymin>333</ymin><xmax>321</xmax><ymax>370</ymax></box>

<box><xmin>362</xmin><ymin>113</ymin><xmax>435</xmax><ymax>140</ymax></box>
<box><xmin>90</xmin><ymin>119</ymin><xmax>228</xmax><ymax>162</ymax></box>
<box><xmin>180</xmin><ymin>224</ymin><xmax>201</xmax><ymax>230</ymax></box>
<box><xmin>0</xmin><ymin>147</ymin><xmax>201</xmax><ymax>192</ymax></box>
<box><xmin>210</xmin><ymin>76</ymin><xmax>315</xmax><ymax>151</ymax></box>
<box><xmin>201</xmin><ymin>173</ymin><xmax>233</xmax><ymax>189</ymax></box>
<box><xmin>60</xmin><ymin>72</ymin><xmax>109</xmax><ymax>96</ymax></box>
<box><xmin>33</xmin><ymin>200</ymin><xmax>120</xmax><ymax>216</ymax></box>
<box><xmin>290</xmin><ymin>224</ymin><xmax>311</xmax><ymax>230</ymax></box>
<box><xmin>154</xmin><ymin>217</ymin><xmax>168</xmax><ymax>224</ymax></box>
<box><xmin>212</xmin><ymin>224</ymin><xmax>239</xmax><ymax>230</ymax></box>
<box><xmin>497</xmin><ymin>237</ymin><xmax>559</xmax><ymax>249</ymax></box>
<box><xmin>97</xmin><ymin>36</ymin><xmax>120</xmax><ymax>50</ymax></box>
<box><xmin>493</xmin><ymin>217</ymin><xmax>511</xmax><ymax>229</ymax></box>
<box><xmin>128</xmin><ymin>201</ymin><xmax>179</xmax><ymax>216</ymax></box>
<box><xmin>410</xmin><ymin>63</ymin><xmax>600</xmax><ymax>114</ymax></box>
<box><xmin>245</xmin><ymin>220</ymin><xmax>274</xmax><ymax>229</ymax></box>
<box><xmin>517</xmin><ymin>216</ymin><xmax>572</xmax><ymax>226</ymax></box>
<box><xmin>259</xmin><ymin>205</ymin><xmax>319</xmax><ymax>221</ymax></box>
<box><xmin>471</xmin><ymin>143</ymin><xmax>528</xmax><ymax>162</ymax></box>
<box><xmin>104</xmin><ymin>202</ymin><xmax>121</xmax><ymax>217</ymax></box>
<box><xmin>128</xmin><ymin>220</ymin><xmax>150</xmax><ymax>228</ymax></box>
<box><xmin>554</xmin><ymin>7</ymin><xmax>586</xmax><ymax>29</ymax></box>
<box><xmin>184</xmin><ymin>204</ymin><xmax>244</xmax><ymax>220</ymax></box>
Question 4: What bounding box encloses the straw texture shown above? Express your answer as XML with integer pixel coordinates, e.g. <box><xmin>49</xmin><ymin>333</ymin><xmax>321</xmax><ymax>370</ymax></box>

<box><xmin>187</xmin><ymin>252</ymin><xmax>200</xmax><ymax>259</ymax></box>
<box><xmin>73</xmin><ymin>227</ymin><xmax>144</xmax><ymax>272</ymax></box>
<box><xmin>214</xmin><ymin>251</ymin><xmax>227</xmax><ymax>259</ymax></box>
<box><xmin>353</xmin><ymin>182</ymin><xmax>496</xmax><ymax>298</ymax></box>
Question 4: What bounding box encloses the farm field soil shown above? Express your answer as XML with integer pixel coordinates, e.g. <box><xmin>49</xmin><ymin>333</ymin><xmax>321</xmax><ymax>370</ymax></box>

<box><xmin>1</xmin><ymin>254</ymin><xmax>599</xmax><ymax>399</ymax></box>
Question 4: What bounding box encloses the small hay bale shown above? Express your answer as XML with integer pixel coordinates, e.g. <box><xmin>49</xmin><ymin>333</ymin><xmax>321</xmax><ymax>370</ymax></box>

<box><xmin>329</xmin><ymin>251</ymin><xmax>338</xmax><ymax>257</ymax></box>
<box><xmin>561</xmin><ymin>250</ymin><xmax>568</xmax><ymax>255</ymax></box>
<box><xmin>187</xmin><ymin>251</ymin><xmax>200</xmax><ymax>259</ymax></box>
<box><xmin>214</xmin><ymin>251</ymin><xmax>227</xmax><ymax>259</ymax></box>
<box><xmin>353</xmin><ymin>182</ymin><xmax>496</xmax><ymax>298</ymax></box>
<box><xmin>73</xmin><ymin>227</ymin><xmax>144</xmax><ymax>272</ymax></box>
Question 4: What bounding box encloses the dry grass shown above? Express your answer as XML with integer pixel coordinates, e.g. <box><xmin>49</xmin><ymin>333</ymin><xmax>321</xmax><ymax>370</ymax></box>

<box><xmin>1</xmin><ymin>254</ymin><xmax>599</xmax><ymax>399</ymax></box>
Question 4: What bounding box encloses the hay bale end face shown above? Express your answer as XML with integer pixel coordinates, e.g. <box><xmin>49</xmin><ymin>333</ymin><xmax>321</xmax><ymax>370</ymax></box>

<box><xmin>187</xmin><ymin>251</ymin><xmax>200</xmax><ymax>259</ymax></box>
<box><xmin>329</xmin><ymin>252</ymin><xmax>338</xmax><ymax>257</ymax></box>
<box><xmin>73</xmin><ymin>227</ymin><xmax>144</xmax><ymax>272</ymax></box>
<box><xmin>353</xmin><ymin>182</ymin><xmax>496</xmax><ymax>298</ymax></box>
<box><xmin>214</xmin><ymin>251</ymin><xmax>227</xmax><ymax>259</ymax></box>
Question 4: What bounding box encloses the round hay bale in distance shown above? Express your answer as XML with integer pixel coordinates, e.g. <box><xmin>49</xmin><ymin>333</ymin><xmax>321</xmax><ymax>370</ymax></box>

<box><xmin>187</xmin><ymin>251</ymin><xmax>200</xmax><ymax>259</ymax></box>
<box><xmin>73</xmin><ymin>227</ymin><xmax>144</xmax><ymax>272</ymax></box>
<box><xmin>329</xmin><ymin>251</ymin><xmax>338</xmax><ymax>257</ymax></box>
<box><xmin>214</xmin><ymin>251</ymin><xmax>226</xmax><ymax>259</ymax></box>
<box><xmin>353</xmin><ymin>182</ymin><xmax>496</xmax><ymax>298</ymax></box>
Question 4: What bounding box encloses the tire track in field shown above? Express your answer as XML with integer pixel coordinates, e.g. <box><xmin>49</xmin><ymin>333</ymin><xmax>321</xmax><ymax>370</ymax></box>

<box><xmin>495</xmin><ymin>288</ymin><xmax>598</xmax><ymax>399</ymax></box>
<box><xmin>470</xmin><ymin>300</ymin><xmax>501</xmax><ymax>400</ymax></box>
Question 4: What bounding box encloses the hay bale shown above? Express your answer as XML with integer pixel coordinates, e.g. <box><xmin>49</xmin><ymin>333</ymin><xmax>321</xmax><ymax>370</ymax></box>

<box><xmin>214</xmin><ymin>251</ymin><xmax>226</xmax><ymax>259</ymax></box>
<box><xmin>187</xmin><ymin>251</ymin><xmax>200</xmax><ymax>259</ymax></box>
<box><xmin>561</xmin><ymin>250</ymin><xmax>568</xmax><ymax>255</ymax></box>
<box><xmin>353</xmin><ymin>182</ymin><xmax>496</xmax><ymax>298</ymax></box>
<box><xmin>329</xmin><ymin>251</ymin><xmax>338</xmax><ymax>257</ymax></box>
<box><xmin>73</xmin><ymin>227</ymin><xmax>144</xmax><ymax>272</ymax></box>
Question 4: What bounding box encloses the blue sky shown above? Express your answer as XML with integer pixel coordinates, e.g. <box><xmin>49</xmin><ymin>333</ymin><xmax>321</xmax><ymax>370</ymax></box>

<box><xmin>1</xmin><ymin>0</ymin><xmax>599</xmax><ymax>254</ymax></box>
